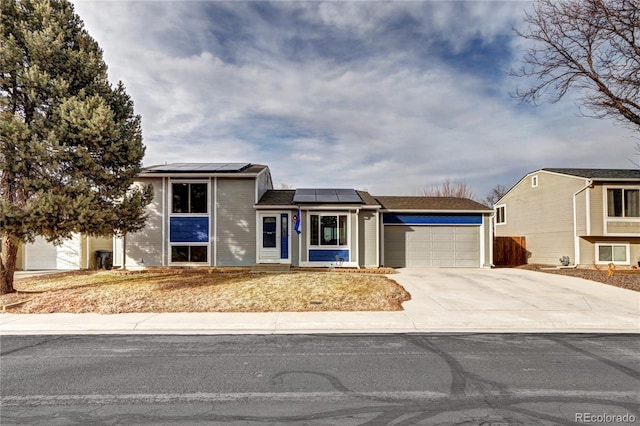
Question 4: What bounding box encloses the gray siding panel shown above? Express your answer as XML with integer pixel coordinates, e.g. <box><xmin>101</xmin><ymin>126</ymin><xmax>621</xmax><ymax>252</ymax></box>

<box><xmin>256</xmin><ymin>169</ymin><xmax>272</xmax><ymax>201</ymax></box>
<box><xmin>127</xmin><ymin>178</ymin><xmax>164</xmax><ymax>267</ymax></box>
<box><xmin>216</xmin><ymin>178</ymin><xmax>257</xmax><ymax>266</ymax></box>
<box><xmin>359</xmin><ymin>211</ymin><xmax>378</xmax><ymax>267</ymax></box>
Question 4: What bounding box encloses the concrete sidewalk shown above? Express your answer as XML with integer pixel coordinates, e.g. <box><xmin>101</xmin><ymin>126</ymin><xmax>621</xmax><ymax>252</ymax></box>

<box><xmin>1</xmin><ymin>268</ymin><xmax>639</xmax><ymax>335</ymax></box>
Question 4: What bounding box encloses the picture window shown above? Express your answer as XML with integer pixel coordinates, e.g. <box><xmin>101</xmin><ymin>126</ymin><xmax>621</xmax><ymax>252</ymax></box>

<box><xmin>172</xmin><ymin>183</ymin><xmax>207</xmax><ymax>214</ymax></box>
<box><xmin>310</xmin><ymin>214</ymin><xmax>348</xmax><ymax>246</ymax></box>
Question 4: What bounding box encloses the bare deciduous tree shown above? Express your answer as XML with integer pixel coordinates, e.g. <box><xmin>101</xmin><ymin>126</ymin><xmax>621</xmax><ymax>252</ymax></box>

<box><xmin>421</xmin><ymin>178</ymin><xmax>476</xmax><ymax>200</ymax></box>
<box><xmin>484</xmin><ymin>184</ymin><xmax>509</xmax><ymax>207</ymax></box>
<box><xmin>513</xmin><ymin>0</ymin><xmax>640</xmax><ymax>130</ymax></box>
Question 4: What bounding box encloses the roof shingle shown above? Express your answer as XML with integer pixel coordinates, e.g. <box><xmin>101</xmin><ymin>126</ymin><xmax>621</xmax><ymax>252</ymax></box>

<box><xmin>375</xmin><ymin>196</ymin><xmax>491</xmax><ymax>211</ymax></box>
<box><xmin>542</xmin><ymin>168</ymin><xmax>640</xmax><ymax>179</ymax></box>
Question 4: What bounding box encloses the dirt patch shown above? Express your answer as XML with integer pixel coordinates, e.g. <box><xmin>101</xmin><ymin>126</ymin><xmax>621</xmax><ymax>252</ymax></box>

<box><xmin>1</xmin><ymin>270</ymin><xmax>410</xmax><ymax>313</ymax></box>
<box><xmin>519</xmin><ymin>264</ymin><xmax>640</xmax><ymax>292</ymax></box>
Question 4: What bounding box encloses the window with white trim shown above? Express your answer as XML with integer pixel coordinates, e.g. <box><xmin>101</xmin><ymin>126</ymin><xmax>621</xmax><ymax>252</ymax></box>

<box><xmin>171</xmin><ymin>245</ymin><xmax>208</xmax><ymax>263</ymax></box>
<box><xmin>596</xmin><ymin>243</ymin><xmax>629</xmax><ymax>265</ymax></box>
<box><xmin>309</xmin><ymin>214</ymin><xmax>348</xmax><ymax>246</ymax></box>
<box><xmin>172</xmin><ymin>182</ymin><xmax>208</xmax><ymax>214</ymax></box>
<box><xmin>495</xmin><ymin>205</ymin><xmax>506</xmax><ymax>225</ymax></box>
<box><xmin>531</xmin><ymin>175</ymin><xmax>538</xmax><ymax>187</ymax></box>
<box><xmin>607</xmin><ymin>188</ymin><xmax>639</xmax><ymax>218</ymax></box>
<box><xmin>170</xmin><ymin>181</ymin><xmax>210</xmax><ymax>264</ymax></box>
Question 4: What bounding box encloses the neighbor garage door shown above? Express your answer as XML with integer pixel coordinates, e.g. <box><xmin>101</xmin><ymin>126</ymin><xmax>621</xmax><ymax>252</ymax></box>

<box><xmin>24</xmin><ymin>235</ymin><xmax>81</xmax><ymax>270</ymax></box>
<box><xmin>383</xmin><ymin>214</ymin><xmax>482</xmax><ymax>268</ymax></box>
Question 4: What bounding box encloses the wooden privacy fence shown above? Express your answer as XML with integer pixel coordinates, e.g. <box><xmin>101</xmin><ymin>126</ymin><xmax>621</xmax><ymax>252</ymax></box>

<box><xmin>493</xmin><ymin>236</ymin><xmax>527</xmax><ymax>266</ymax></box>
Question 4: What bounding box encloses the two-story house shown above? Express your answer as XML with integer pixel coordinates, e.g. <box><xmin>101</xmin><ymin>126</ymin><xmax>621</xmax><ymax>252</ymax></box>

<box><xmin>114</xmin><ymin>162</ymin><xmax>493</xmax><ymax>269</ymax></box>
<box><xmin>495</xmin><ymin>168</ymin><xmax>640</xmax><ymax>267</ymax></box>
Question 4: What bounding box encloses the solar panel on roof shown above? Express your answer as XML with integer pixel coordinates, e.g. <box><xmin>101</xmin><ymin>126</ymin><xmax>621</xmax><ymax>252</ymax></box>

<box><xmin>337</xmin><ymin>189</ymin><xmax>363</xmax><ymax>203</ymax></box>
<box><xmin>292</xmin><ymin>188</ymin><xmax>363</xmax><ymax>204</ymax></box>
<box><xmin>315</xmin><ymin>188</ymin><xmax>339</xmax><ymax>203</ymax></box>
<box><xmin>147</xmin><ymin>163</ymin><xmax>251</xmax><ymax>173</ymax></box>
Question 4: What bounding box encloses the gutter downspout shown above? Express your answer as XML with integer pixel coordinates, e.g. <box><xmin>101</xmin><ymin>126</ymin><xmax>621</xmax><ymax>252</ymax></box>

<box><xmin>573</xmin><ymin>179</ymin><xmax>593</xmax><ymax>268</ymax></box>
<box><xmin>355</xmin><ymin>208</ymin><xmax>360</xmax><ymax>269</ymax></box>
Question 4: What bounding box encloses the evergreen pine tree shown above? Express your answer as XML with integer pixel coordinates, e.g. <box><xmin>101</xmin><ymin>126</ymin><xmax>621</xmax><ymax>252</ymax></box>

<box><xmin>0</xmin><ymin>0</ymin><xmax>152</xmax><ymax>294</ymax></box>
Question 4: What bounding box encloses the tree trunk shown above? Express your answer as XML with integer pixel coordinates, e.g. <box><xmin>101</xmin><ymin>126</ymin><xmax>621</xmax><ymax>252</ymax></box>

<box><xmin>0</xmin><ymin>235</ymin><xmax>19</xmax><ymax>294</ymax></box>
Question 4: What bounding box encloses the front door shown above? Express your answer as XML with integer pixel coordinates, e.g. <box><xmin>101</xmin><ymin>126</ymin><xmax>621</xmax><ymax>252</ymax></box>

<box><xmin>259</xmin><ymin>214</ymin><xmax>280</xmax><ymax>261</ymax></box>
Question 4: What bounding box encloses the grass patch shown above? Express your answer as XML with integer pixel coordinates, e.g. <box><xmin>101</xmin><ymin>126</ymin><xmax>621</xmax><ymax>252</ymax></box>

<box><xmin>2</xmin><ymin>270</ymin><xmax>410</xmax><ymax>313</ymax></box>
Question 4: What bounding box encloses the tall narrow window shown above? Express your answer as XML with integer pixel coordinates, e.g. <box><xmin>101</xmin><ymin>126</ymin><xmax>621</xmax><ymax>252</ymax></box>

<box><xmin>624</xmin><ymin>189</ymin><xmax>639</xmax><ymax>217</ymax></box>
<box><xmin>310</xmin><ymin>215</ymin><xmax>319</xmax><ymax>245</ymax></box>
<box><xmin>608</xmin><ymin>188</ymin><xmax>639</xmax><ymax>218</ymax></box>
<box><xmin>339</xmin><ymin>215</ymin><xmax>348</xmax><ymax>245</ymax></box>
<box><xmin>495</xmin><ymin>205</ymin><xmax>506</xmax><ymax>224</ymax></box>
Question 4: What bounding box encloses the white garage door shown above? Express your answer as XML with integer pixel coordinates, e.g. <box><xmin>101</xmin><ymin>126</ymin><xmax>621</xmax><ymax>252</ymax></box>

<box><xmin>384</xmin><ymin>225</ymin><xmax>480</xmax><ymax>267</ymax></box>
<box><xmin>24</xmin><ymin>235</ymin><xmax>81</xmax><ymax>270</ymax></box>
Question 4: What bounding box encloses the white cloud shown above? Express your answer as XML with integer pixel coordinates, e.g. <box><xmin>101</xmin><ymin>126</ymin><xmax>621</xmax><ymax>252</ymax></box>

<box><xmin>72</xmin><ymin>0</ymin><xmax>638</xmax><ymax>200</ymax></box>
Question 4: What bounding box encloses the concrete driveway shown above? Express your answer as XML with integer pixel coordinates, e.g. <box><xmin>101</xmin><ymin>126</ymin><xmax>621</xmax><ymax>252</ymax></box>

<box><xmin>393</xmin><ymin>268</ymin><xmax>640</xmax><ymax>332</ymax></box>
<box><xmin>1</xmin><ymin>268</ymin><xmax>638</xmax><ymax>334</ymax></box>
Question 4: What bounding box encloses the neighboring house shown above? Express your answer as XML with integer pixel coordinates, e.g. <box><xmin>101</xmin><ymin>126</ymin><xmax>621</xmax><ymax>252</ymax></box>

<box><xmin>15</xmin><ymin>235</ymin><xmax>112</xmax><ymax>271</ymax></box>
<box><xmin>116</xmin><ymin>162</ymin><xmax>493</xmax><ymax>269</ymax></box>
<box><xmin>495</xmin><ymin>168</ymin><xmax>640</xmax><ymax>267</ymax></box>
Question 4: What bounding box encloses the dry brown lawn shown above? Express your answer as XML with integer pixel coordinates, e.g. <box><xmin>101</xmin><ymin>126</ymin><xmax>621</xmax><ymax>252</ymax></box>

<box><xmin>1</xmin><ymin>269</ymin><xmax>411</xmax><ymax>313</ymax></box>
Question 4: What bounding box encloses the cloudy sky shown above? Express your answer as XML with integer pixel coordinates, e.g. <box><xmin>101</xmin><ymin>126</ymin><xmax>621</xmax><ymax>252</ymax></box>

<box><xmin>72</xmin><ymin>0</ymin><xmax>637</xmax><ymax>200</ymax></box>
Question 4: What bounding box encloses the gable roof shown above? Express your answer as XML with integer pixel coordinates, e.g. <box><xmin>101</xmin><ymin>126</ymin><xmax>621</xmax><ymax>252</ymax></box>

<box><xmin>496</xmin><ymin>167</ymin><xmax>640</xmax><ymax>206</ymax></box>
<box><xmin>257</xmin><ymin>190</ymin><xmax>295</xmax><ymax>206</ymax></box>
<box><xmin>542</xmin><ymin>168</ymin><xmax>640</xmax><ymax>180</ymax></box>
<box><xmin>375</xmin><ymin>196</ymin><xmax>491</xmax><ymax>212</ymax></box>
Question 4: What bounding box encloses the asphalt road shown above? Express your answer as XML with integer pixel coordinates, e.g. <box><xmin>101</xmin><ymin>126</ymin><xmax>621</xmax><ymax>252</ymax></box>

<box><xmin>1</xmin><ymin>334</ymin><xmax>639</xmax><ymax>425</ymax></box>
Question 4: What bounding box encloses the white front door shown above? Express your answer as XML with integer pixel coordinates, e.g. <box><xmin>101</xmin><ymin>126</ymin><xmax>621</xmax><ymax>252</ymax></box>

<box><xmin>259</xmin><ymin>214</ymin><xmax>280</xmax><ymax>261</ymax></box>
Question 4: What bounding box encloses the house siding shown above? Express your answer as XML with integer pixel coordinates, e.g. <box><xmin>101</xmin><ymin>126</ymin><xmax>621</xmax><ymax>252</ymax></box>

<box><xmin>256</xmin><ymin>168</ymin><xmax>272</xmax><ymax>202</ymax></box>
<box><xmin>85</xmin><ymin>236</ymin><xmax>113</xmax><ymax>269</ymax></box>
<box><xmin>124</xmin><ymin>178</ymin><xmax>165</xmax><ymax>268</ymax></box>
<box><xmin>496</xmin><ymin>171</ymin><xmax>588</xmax><ymax>265</ymax></box>
<box><xmin>301</xmin><ymin>211</ymin><xmax>308</xmax><ymax>262</ymax></box>
<box><xmin>590</xmin><ymin>184</ymin><xmax>605</xmax><ymax>235</ymax></box>
<box><xmin>359</xmin><ymin>211</ymin><xmax>378</xmax><ymax>267</ymax></box>
<box><xmin>291</xmin><ymin>213</ymin><xmax>300</xmax><ymax>265</ymax></box>
<box><xmin>585</xmin><ymin>182</ymin><xmax>640</xmax><ymax>236</ymax></box>
<box><xmin>216</xmin><ymin>178</ymin><xmax>256</xmax><ymax>266</ymax></box>
<box><xmin>482</xmin><ymin>214</ymin><xmax>492</xmax><ymax>267</ymax></box>
<box><xmin>350</xmin><ymin>212</ymin><xmax>357</xmax><ymax>263</ymax></box>
<box><xmin>16</xmin><ymin>245</ymin><xmax>23</xmax><ymax>270</ymax></box>
<box><xmin>575</xmin><ymin>190</ymin><xmax>588</xmax><ymax>236</ymax></box>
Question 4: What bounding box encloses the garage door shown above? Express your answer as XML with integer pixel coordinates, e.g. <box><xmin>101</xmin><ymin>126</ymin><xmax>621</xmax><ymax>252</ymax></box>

<box><xmin>24</xmin><ymin>235</ymin><xmax>81</xmax><ymax>270</ymax></box>
<box><xmin>384</xmin><ymin>225</ymin><xmax>480</xmax><ymax>267</ymax></box>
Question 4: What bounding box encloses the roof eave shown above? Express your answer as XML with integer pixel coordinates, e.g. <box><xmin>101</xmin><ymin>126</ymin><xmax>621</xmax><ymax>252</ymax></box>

<box><xmin>381</xmin><ymin>208</ymin><xmax>493</xmax><ymax>214</ymax></box>
<box><xmin>138</xmin><ymin>172</ymin><xmax>261</xmax><ymax>178</ymax></box>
